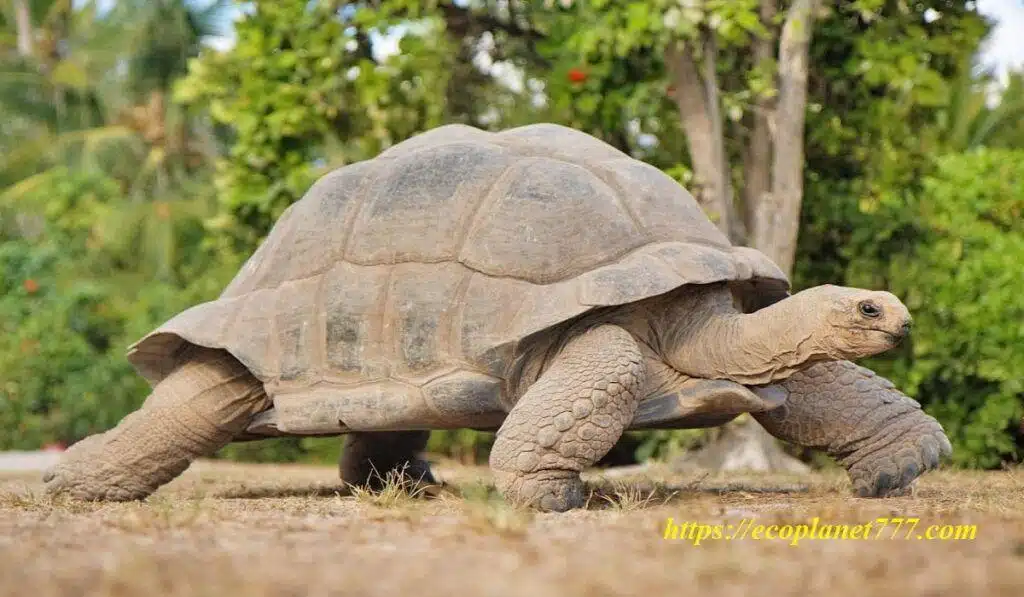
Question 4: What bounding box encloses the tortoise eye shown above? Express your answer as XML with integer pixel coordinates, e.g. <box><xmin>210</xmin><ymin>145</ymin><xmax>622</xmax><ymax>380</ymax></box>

<box><xmin>858</xmin><ymin>301</ymin><xmax>881</xmax><ymax>318</ymax></box>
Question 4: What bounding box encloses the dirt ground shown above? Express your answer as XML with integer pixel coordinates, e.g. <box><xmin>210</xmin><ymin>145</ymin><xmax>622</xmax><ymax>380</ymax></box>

<box><xmin>0</xmin><ymin>459</ymin><xmax>1021</xmax><ymax>597</ymax></box>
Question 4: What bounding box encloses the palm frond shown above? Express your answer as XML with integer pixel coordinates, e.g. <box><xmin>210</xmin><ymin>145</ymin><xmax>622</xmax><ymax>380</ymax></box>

<box><xmin>189</xmin><ymin>0</ymin><xmax>235</xmax><ymax>39</ymax></box>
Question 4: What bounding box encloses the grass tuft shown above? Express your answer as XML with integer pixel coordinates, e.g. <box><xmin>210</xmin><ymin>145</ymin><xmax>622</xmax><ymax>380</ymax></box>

<box><xmin>346</xmin><ymin>464</ymin><xmax>436</xmax><ymax>509</ymax></box>
<box><xmin>592</xmin><ymin>481</ymin><xmax>678</xmax><ymax>511</ymax></box>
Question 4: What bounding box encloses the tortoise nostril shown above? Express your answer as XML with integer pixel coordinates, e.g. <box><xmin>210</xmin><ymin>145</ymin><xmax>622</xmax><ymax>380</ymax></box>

<box><xmin>900</xmin><ymin>321</ymin><xmax>912</xmax><ymax>336</ymax></box>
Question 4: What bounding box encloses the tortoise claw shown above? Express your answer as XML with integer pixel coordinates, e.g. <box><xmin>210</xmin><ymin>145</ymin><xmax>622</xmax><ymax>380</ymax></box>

<box><xmin>848</xmin><ymin>427</ymin><xmax>951</xmax><ymax>498</ymax></box>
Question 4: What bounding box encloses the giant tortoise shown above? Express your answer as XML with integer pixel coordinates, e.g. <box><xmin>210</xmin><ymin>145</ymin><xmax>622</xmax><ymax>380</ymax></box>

<box><xmin>43</xmin><ymin>123</ymin><xmax>950</xmax><ymax>511</ymax></box>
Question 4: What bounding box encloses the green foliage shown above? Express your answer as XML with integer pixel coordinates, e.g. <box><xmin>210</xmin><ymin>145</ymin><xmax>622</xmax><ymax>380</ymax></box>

<box><xmin>631</xmin><ymin>429</ymin><xmax>705</xmax><ymax>462</ymax></box>
<box><xmin>797</xmin><ymin>0</ymin><xmax>989</xmax><ymax>285</ymax></box>
<box><xmin>117</xmin><ymin>0</ymin><xmax>234</xmax><ymax>97</ymax></box>
<box><xmin>933</xmin><ymin>70</ymin><xmax>1024</xmax><ymax>151</ymax></box>
<box><xmin>174</xmin><ymin>0</ymin><xmax>452</xmax><ymax>249</ymax></box>
<box><xmin>0</xmin><ymin>0</ymin><xmax>248</xmax><ymax>451</ymax></box>
<box><xmin>0</xmin><ymin>240</ymin><xmax>137</xmax><ymax>447</ymax></box>
<box><xmin>427</xmin><ymin>430</ymin><xmax>496</xmax><ymax>465</ymax></box>
<box><xmin>0</xmin><ymin>166</ymin><xmax>225</xmax><ymax>449</ymax></box>
<box><xmin>217</xmin><ymin>437</ymin><xmax>342</xmax><ymax>464</ymax></box>
<box><xmin>843</xmin><ymin>150</ymin><xmax>1024</xmax><ymax>467</ymax></box>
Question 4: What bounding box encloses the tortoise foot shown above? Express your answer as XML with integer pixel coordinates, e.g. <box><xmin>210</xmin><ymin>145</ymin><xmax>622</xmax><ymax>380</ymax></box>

<box><xmin>339</xmin><ymin>431</ymin><xmax>437</xmax><ymax>492</ymax></box>
<box><xmin>493</xmin><ymin>469</ymin><xmax>587</xmax><ymax>512</ymax></box>
<box><xmin>43</xmin><ymin>432</ymin><xmax>158</xmax><ymax>502</ymax></box>
<box><xmin>848</xmin><ymin>425</ymin><xmax>952</xmax><ymax>498</ymax></box>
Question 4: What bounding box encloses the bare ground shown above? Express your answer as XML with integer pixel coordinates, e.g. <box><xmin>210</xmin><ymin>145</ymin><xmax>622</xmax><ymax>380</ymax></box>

<box><xmin>1</xmin><ymin>459</ymin><xmax>1022</xmax><ymax>597</ymax></box>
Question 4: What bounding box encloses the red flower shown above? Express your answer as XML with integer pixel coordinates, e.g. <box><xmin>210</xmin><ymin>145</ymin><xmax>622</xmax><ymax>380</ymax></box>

<box><xmin>567</xmin><ymin>67</ymin><xmax>587</xmax><ymax>83</ymax></box>
<box><xmin>23</xmin><ymin>279</ymin><xmax>38</xmax><ymax>294</ymax></box>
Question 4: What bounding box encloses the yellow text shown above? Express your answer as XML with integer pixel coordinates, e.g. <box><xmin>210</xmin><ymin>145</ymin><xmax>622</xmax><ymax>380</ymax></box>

<box><xmin>661</xmin><ymin>516</ymin><xmax>977</xmax><ymax>546</ymax></box>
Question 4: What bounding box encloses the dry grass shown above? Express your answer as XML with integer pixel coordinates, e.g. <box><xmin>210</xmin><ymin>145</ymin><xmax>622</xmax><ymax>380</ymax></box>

<box><xmin>1</xmin><ymin>459</ymin><xmax>1022</xmax><ymax>597</ymax></box>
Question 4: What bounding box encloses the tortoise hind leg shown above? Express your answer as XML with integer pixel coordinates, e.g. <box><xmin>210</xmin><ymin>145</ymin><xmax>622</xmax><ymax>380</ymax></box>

<box><xmin>339</xmin><ymin>431</ymin><xmax>436</xmax><ymax>491</ymax></box>
<box><xmin>43</xmin><ymin>346</ymin><xmax>270</xmax><ymax>501</ymax></box>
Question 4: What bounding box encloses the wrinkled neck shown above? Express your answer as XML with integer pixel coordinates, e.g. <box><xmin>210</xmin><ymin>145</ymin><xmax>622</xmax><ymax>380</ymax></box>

<box><xmin>663</xmin><ymin>289</ymin><xmax>828</xmax><ymax>385</ymax></box>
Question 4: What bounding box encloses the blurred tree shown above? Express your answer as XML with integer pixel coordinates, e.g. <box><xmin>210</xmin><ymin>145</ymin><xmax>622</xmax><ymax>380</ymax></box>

<box><xmin>175</xmin><ymin>0</ymin><xmax>457</xmax><ymax>251</ymax></box>
<box><xmin>12</xmin><ymin>0</ymin><xmax>33</xmax><ymax>57</ymax></box>
<box><xmin>0</xmin><ymin>0</ymin><xmax>236</xmax><ymax>449</ymax></box>
<box><xmin>1</xmin><ymin>0</ymin><xmax>229</xmax><ymax>280</ymax></box>
<box><xmin>0</xmin><ymin>166</ymin><xmax>229</xmax><ymax>448</ymax></box>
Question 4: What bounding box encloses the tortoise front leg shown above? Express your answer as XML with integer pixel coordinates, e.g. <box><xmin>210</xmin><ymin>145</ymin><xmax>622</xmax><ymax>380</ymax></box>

<box><xmin>489</xmin><ymin>325</ymin><xmax>646</xmax><ymax>512</ymax></box>
<box><xmin>339</xmin><ymin>431</ymin><xmax>435</xmax><ymax>490</ymax></box>
<box><xmin>752</xmin><ymin>360</ymin><xmax>951</xmax><ymax>497</ymax></box>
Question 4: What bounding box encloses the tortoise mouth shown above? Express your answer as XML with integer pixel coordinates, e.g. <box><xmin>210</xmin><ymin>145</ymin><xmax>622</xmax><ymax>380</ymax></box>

<box><xmin>883</xmin><ymin>331</ymin><xmax>905</xmax><ymax>345</ymax></box>
<box><xmin>843</xmin><ymin>326</ymin><xmax>909</xmax><ymax>349</ymax></box>
<box><xmin>874</xmin><ymin>328</ymin><xmax>910</xmax><ymax>346</ymax></box>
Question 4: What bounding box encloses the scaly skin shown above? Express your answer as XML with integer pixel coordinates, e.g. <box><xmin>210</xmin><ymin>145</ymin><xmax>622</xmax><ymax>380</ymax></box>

<box><xmin>43</xmin><ymin>346</ymin><xmax>270</xmax><ymax>501</ymax></box>
<box><xmin>339</xmin><ymin>431</ymin><xmax>436</xmax><ymax>490</ymax></box>
<box><xmin>752</xmin><ymin>360</ymin><xmax>952</xmax><ymax>497</ymax></box>
<box><xmin>490</xmin><ymin>325</ymin><xmax>646</xmax><ymax>512</ymax></box>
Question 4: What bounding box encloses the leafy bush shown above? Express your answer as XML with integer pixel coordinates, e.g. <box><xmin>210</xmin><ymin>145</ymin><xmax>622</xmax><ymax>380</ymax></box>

<box><xmin>0</xmin><ymin>168</ymin><xmax>226</xmax><ymax>449</ymax></box>
<box><xmin>843</xmin><ymin>150</ymin><xmax>1024</xmax><ymax>467</ymax></box>
<box><xmin>0</xmin><ymin>241</ymin><xmax>143</xmax><ymax>447</ymax></box>
<box><xmin>174</xmin><ymin>0</ymin><xmax>451</xmax><ymax>250</ymax></box>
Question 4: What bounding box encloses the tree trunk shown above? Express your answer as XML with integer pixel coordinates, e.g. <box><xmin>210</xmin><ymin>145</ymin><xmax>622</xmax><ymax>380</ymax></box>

<box><xmin>668</xmin><ymin>0</ymin><xmax>820</xmax><ymax>475</ymax></box>
<box><xmin>664</xmin><ymin>33</ymin><xmax>741</xmax><ymax>242</ymax></box>
<box><xmin>751</xmin><ymin>0</ymin><xmax>819</xmax><ymax>274</ymax></box>
<box><xmin>13</xmin><ymin>0</ymin><xmax>34</xmax><ymax>58</ymax></box>
<box><xmin>673</xmin><ymin>414</ymin><xmax>810</xmax><ymax>475</ymax></box>
<box><xmin>741</xmin><ymin>0</ymin><xmax>777</xmax><ymax>235</ymax></box>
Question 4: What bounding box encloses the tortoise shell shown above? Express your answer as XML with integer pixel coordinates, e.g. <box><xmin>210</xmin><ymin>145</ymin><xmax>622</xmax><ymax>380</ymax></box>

<box><xmin>127</xmin><ymin>123</ymin><xmax>789</xmax><ymax>435</ymax></box>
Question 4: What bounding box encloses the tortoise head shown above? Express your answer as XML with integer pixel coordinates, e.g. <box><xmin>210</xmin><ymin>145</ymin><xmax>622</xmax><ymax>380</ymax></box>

<box><xmin>796</xmin><ymin>285</ymin><xmax>913</xmax><ymax>359</ymax></box>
